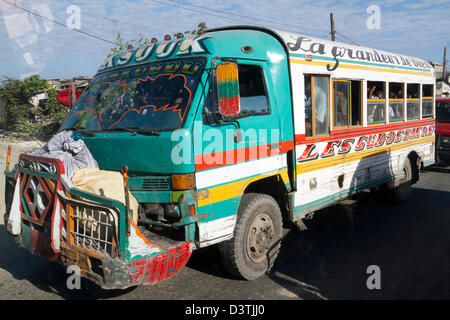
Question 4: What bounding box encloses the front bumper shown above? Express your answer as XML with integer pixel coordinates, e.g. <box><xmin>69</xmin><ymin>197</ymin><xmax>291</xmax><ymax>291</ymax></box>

<box><xmin>4</xmin><ymin>154</ymin><xmax>194</xmax><ymax>289</ymax></box>
<box><xmin>436</xmin><ymin>134</ymin><xmax>450</xmax><ymax>160</ymax></box>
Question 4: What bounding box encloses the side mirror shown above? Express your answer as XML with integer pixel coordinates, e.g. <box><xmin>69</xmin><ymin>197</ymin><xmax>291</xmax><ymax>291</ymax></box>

<box><xmin>215</xmin><ymin>62</ymin><xmax>240</xmax><ymax>117</ymax></box>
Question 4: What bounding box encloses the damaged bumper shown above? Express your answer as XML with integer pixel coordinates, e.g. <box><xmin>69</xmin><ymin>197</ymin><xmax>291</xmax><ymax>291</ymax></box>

<box><xmin>4</xmin><ymin>154</ymin><xmax>194</xmax><ymax>289</ymax></box>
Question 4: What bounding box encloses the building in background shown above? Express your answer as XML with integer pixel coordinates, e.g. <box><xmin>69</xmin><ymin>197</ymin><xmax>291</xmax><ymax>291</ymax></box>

<box><xmin>430</xmin><ymin>61</ymin><xmax>449</xmax><ymax>97</ymax></box>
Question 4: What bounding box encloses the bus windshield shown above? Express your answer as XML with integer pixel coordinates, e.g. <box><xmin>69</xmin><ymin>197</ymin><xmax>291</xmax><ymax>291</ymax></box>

<box><xmin>437</xmin><ymin>100</ymin><xmax>450</xmax><ymax>123</ymax></box>
<box><xmin>61</xmin><ymin>58</ymin><xmax>205</xmax><ymax>132</ymax></box>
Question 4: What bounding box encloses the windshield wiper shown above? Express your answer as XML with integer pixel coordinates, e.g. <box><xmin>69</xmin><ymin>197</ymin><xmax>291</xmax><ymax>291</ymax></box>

<box><xmin>104</xmin><ymin>127</ymin><xmax>161</xmax><ymax>136</ymax></box>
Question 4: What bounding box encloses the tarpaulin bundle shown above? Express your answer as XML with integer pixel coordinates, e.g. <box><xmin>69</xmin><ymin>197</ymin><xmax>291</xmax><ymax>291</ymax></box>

<box><xmin>26</xmin><ymin>130</ymin><xmax>98</xmax><ymax>179</ymax></box>
<box><xmin>71</xmin><ymin>168</ymin><xmax>139</xmax><ymax>222</ymax></box>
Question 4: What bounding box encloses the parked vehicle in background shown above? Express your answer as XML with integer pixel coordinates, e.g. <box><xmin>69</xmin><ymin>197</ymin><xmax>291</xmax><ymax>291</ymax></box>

<box><xmin>436</xmin><ymin>97</ymin><xmax>450</xmax><ymax>165</ymax></box>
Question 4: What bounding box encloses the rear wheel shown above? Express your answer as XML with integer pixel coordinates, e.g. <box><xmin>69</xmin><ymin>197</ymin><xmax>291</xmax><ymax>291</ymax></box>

<box><xmin>390</xmin><ymin>159</ymin><xmax>412</xmax><ymax>204</ymax></box>
<box><xmin>218</xmin><ymin>193</ymin><xmax>282</xmax><ymax>280</ymax></box>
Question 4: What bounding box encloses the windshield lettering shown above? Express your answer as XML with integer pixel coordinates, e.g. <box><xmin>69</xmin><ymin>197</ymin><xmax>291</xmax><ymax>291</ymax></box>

<box><xmin>61</xmin><ymin>59</ymin><xmax>205</xmax><ymax>132</ymax></box>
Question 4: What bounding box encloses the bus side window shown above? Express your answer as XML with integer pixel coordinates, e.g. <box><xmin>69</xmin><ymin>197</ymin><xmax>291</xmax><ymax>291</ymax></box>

<box><xmin>367</xmin><ymin>81</ymin><xmax>386</xmax><ymax>125</ymax></box>
<box><xmin>333</xmin><ymin>80</ymin><xmax>349</xmax><ymax>127</ymax></box>
<box><xmin>389</xmin><ymin>82</ymin><xmax>405</xmax><ymax>122</ymax></box>
<box><xmin>422</xmin><ymin>84</ymin><xmax>434</xmax><ymax>118</ymax></box>
<box><xmin>238</xmin><ymin>65</ymin><xmax>270</xmax><ymax>116</ymax></box>
<box><xmin>351</xmin><ymin>80</ymin><xmax>362</xmax><ymax>126</ymax></box>
<box><xmin>333</xmin><ymin>79</ymin><xmax>362</xmax><ymax>128</ymax></box>
<box><xmin>305</xmin><ymin>75</ymin><xmax>329</xmax><ymax>137</ymax></box>
<box><xmin>407</xmin><ymin>83</ymin><xmax>420</xmax><ymax>120</ymax></box>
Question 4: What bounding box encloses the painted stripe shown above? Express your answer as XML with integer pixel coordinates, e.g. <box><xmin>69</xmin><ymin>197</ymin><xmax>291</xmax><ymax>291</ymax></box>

<box><xmin>295</xmin><ymin>119</ymin><xmax>435</xmax><ymax>145</ymax></box>
<box><xmin>196</xmin><ymin>152</ymin><xmax>287</xmax><ymax>189</ymax></box>
<box><xmin>296</xmin><ymin>136</ymin><xmax>434</xmax><ymax>174</ymax></box>
<box><xmin>289</xmin><ymin>53</ymin><xmax>433</xmax><ymax>74</ymax></box>
<box><xmin>195</xmin><ymin>140</ymin><xmax>294</xmax><ymax>171</ymax></box>
<box><xmin>290</xmin><ymin>53</ymin><xmax>432</xmax><ymax>73</ymax></box>
<box><xmin>294</xmin><ymin>174</ymin><xmax>393</xmax><ymax>217</ymax></box>
<box><xmin>197</xmin><ymin>166</ymin><xmax>289</xmax><ymax>207</ymax></box>
<box><xmin>289</xmin><ymin>57</ymin><xmax>433</xmax><ymax>77</ymax></box>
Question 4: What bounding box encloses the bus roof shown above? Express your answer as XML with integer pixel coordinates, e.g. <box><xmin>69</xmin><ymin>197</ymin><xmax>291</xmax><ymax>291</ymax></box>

<box><xmin>207</xmin><ymin>25</ymin><xmax>434</xmax><ymax>77</ymax></box>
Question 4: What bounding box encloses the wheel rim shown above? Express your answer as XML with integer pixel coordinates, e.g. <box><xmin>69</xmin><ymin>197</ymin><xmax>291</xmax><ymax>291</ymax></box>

<box><xmin>246</xmin><ymin>213</ymin><xmax>275</xmax><ymax>263</ymax></box>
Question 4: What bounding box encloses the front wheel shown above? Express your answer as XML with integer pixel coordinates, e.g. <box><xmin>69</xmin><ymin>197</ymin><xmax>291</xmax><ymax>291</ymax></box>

<box><xmin>218</xmin><ymin>193</ymin><xmax>282</xmax><ymax>280</ymax></box>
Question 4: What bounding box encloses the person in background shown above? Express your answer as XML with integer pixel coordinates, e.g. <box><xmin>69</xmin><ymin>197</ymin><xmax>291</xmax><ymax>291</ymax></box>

<box><xmin>304</xmin><ymin>77</ymin><xmax>312</xmax><ymax>136</ymax></box>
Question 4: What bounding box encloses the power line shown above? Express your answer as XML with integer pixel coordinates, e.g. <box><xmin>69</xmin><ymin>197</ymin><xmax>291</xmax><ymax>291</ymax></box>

<box><xmin>147</xmin><ymin>0</ymin><xmax>254</xmax><ymax>25</ymax></box>
<box><xmin>4</xmin><ymin>0</ymin><xmax>364</xmax><ymax>48</ymax></box>
<box><xmin>31</xmin><ymin>0</ymin><xmax>160</xmax><ymax>31</ymax></box>
<box><xmin>161</xmin><ymin>0</ymin><xmax>331</xmax><ymax>34</ymax></box>
<box><xmin>0</xmin><ymin>0</ymin><xmax>116</xmax><ymax>45</ymax></box>
<box><xmin>148</xmin><ymin>0</ymin><xmax>362</xmax><ymax>45</ymax></box>
<box><xmin>335</xmin><ymin>31</ymin><xmax>362</xmax><ymax>46</ymax></box>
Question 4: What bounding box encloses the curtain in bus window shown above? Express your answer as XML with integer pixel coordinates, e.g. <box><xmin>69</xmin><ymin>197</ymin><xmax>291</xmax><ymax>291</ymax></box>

<box><xmin>351</xmin><ymin>81</ymin><xmax>362</xmax><ymax>126</ymax></box>
<box><xmin>334</xmin><ymin>81</ymin><xmax>349</xmax><ymax>127</ymax></box>
<box><xmin>313</xmin><ymin>77</ymin><xmax>328</xmax><ymax>135</ymax></box>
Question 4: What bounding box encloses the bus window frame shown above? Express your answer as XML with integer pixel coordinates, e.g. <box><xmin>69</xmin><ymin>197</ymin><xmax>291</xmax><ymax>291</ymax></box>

<box><xmin>306</xmin><ymin>74</ymin><xmax>330</xmax><ymax>138</ymax></box>
<box><xmin>422</xmin><ymin>83</ymin><xmax>434</xmax><ymax>118</ymax></box>
<box><xmin>406</xmin><ymin>83</ymin><xmax>420</xmax><ymax>120</ymax></box>
<box><xmin>367</xmin><ymin>81</ymin><xmax>387</xmax><ymax>126</ymax></box>
<box><xmin>331</xmin><ymin>78</ymin><xmax>363</xmax><ymax>130</ymax></box>
<box><xmin>388</xmin><ymin>82</ymin><xmax>405</xmax><ymax>123</ymax></box>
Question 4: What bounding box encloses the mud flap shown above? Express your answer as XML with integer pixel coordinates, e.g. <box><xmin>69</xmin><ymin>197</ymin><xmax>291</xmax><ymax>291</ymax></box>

<box><xmin>7</xmin><ymin>174</ymin><xmax>21</xmax><ymax>235</ymax></box>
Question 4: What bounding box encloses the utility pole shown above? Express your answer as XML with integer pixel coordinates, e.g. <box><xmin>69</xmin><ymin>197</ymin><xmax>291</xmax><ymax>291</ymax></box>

<box><xmin>330</xmin><ymin>12</ymin><xmax>336</xmax><ymax>41</ymax></box>
<box><xmin>443</xmin><ymin>47</ymin><xmax>447</xmax><ymax>82</ymax></box>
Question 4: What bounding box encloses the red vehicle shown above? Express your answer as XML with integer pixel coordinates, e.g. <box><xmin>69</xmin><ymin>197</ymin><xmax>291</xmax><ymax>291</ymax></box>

<box><xmin>436</xmin><ymin>97</ymin><xmax>450</xmax><ymax>164</ymax></box>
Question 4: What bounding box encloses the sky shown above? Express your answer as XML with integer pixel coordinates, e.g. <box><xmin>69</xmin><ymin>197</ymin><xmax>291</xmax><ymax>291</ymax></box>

<box><xmin>0</xmin><ymin>0</ymin><xmax>449</xmax><ymax>80</ymax></box>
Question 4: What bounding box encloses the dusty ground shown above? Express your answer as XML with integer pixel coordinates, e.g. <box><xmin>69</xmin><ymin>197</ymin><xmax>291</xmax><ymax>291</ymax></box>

<box><xmin>0</xmin><ymin>139</ymin><xmax>449</xmax><ymax>300</ymax></box>
<box><xmin>0</xmin><ymin>139</ymin><xmax>44</xmax><ymax>214</ymax></box>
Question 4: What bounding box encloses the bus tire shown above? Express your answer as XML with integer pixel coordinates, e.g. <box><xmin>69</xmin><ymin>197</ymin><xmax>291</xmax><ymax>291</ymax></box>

<box><xmin>391</xmin><ymin>158</ymin><xmax>413</xmax><ymax>204</ymax></box>
<box><xmin>218</xmin><ymin>193</ymin><xmax>282</xmax><ymax>280</ymax></box>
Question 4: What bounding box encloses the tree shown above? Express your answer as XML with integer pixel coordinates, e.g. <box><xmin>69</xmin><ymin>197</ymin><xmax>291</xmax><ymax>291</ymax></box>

<box><xmin>184</xmin><ymin>22</ymin><xmax>208</xmax><ymax>35</ymax></box>
<box><xmin>109</xmin><ymin>32</ymin><xmax>151</xmax><ymax>57</ymax></box>
<box><xmin>0</xmin><ymin>75</ymin><xmax>48</xmax><ymax>131</ymax></box>
<box><xmin>0</xmin><ymin>75</ymin><xmax>69</xmax><ymax>133</ymax></box>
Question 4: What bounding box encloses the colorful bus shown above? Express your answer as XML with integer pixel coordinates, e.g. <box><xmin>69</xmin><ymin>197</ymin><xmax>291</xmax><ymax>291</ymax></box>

<box><xmin>4</xmin><ymin>26</ymin><xmax>436</xmax><ymax>289</ymax></box>
<box><xmin>436</xmin><ymin>97</ymin><xmax>450</xmax><ymax>164</ymax></box>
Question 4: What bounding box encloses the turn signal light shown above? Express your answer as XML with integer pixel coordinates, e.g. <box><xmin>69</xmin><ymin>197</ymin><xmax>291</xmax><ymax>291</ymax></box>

<box><xmin>172</xmin><ymin>173</ymin><xmax>195</xmax><ymax>190</ymax></box>
<box><xmin>6</xmin><ymin>145</ymin><xmax>11</xmax><ymax>171</ymax></box>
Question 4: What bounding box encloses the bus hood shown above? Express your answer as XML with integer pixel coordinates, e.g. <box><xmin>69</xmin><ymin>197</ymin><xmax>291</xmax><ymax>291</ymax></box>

<box><xmin>437</xmin><ymin>122</ymin><xmax>450</xmax><ymax>135</ymax></box>
<box><xmin>81</xmin><ymin>131</ymin><xmax>193</xmax><ymax>174</ymax></box>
